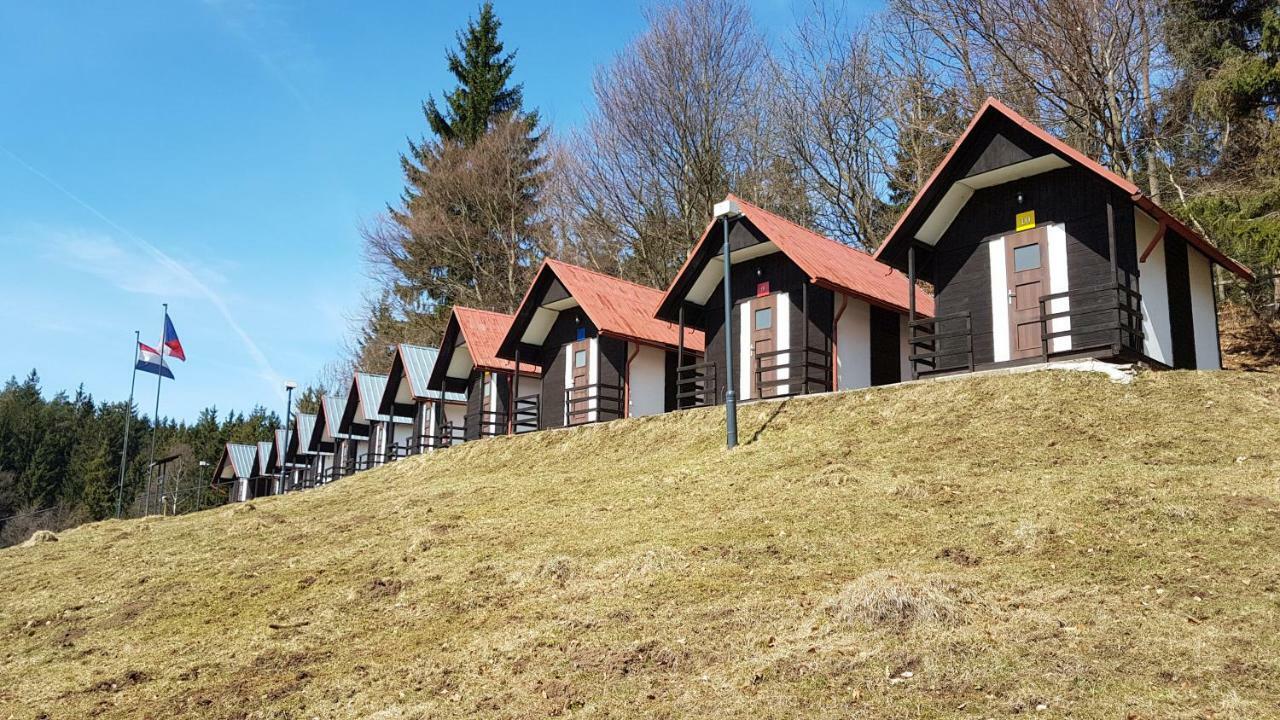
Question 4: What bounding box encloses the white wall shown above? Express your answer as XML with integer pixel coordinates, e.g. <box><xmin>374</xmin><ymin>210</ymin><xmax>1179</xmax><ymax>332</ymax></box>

<box><xmin>1187</xmin><ymin>247</ymin><xmax>1221</xmax><ymax>370</ymax></box>
<box><xmin>1047</xmin><ymin>224</ymin><xmax>1072</xmax><ymax>353</ymax></box>
<box><xmin>1136</xmin><ymin>211</ymin><xmax>1173</xmax><ymax>365</ymax></box>
<box><xmin>988</xmin><ymin>238</ymin><xmax>1010</xmax><ymax>362</ymax></box>
<box><xmin>444</xmin><ymin>403</ymin><xmax>465</xmax><ymax>433</ymax></box>
<box><xmin>627</xmin><ymin>343</ymin><xmax>667</xmax><ymax>417</ymax></box>
<box><xmin>835</xmin><ymin>296</ymin><xmax>871</xmax><ymax>390</ymax></box>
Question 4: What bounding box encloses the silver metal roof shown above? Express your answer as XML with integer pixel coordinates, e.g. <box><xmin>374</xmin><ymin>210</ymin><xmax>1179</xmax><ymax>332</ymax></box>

<box><xmin>321</xmin><ymin>395</ymin><xmax>352</xmax><ymax>440</ymax></box>
<box><xmin>294</xmin><ymin>412</ymin><xmax>318</xmax><ymax>456</ymax></box>
<box><xmin>355</xmin><ymin>372</ymin><xmax>412</xmax><ymax>423</ymax></box>
<box><xmin>401</xmin><ymin>344</ymin><xmax>466</xmax><ymax>403</ymax></box>
<box><xmin>256</xmin><ymin>441</ymin><xmax>273</xmax><ymax>476</ymax></box>
<box><xmin>224</xmin><ymin>443</ymin><xmax>257</xmax><ymax>480</ymax></box>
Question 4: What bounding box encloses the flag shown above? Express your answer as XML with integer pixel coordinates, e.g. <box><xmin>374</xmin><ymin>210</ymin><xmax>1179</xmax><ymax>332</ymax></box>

<box><xmin>163</xmin><ymin>313</ymin><xmax>186</xmax><ymax>361</ymax></box>
<box><xmin>136</xmin><ymin>342</ymin><xmax>174</xmax><ymax>379</ymax></box>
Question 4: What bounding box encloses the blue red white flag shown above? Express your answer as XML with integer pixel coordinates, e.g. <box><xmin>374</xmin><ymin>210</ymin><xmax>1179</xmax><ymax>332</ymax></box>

<box><xmin>163</xmin><ymin>313</ymin><xmax>186</xmax><ymax>362</ymax></box>
<box><xmin>136</xmin><ymin>342</ymin><xmax>174</xmax><ymax>379</ymax></box>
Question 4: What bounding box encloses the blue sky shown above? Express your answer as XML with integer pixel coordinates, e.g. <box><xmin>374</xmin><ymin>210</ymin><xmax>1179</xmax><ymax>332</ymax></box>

<box><xmin>0</xmin><ymin>0</ymin><xmax>871</xmax><ymax>422</ymax></box>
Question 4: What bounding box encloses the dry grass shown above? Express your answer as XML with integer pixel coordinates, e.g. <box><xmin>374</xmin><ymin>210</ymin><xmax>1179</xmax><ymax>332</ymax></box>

<box><xmin>2</xmin><ymin>369</ymin><xmax>1279</xmax><ymax>719</ymax></box>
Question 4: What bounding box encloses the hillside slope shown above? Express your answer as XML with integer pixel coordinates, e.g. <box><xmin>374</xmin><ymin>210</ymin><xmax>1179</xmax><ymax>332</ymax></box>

<box><xmin>2</xmin><ymin>370</ymin><xmax>1279</xmax><ymax>719</ymax></box>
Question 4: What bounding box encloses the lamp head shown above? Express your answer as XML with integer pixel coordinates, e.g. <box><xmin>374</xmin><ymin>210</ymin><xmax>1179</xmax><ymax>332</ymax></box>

<box><xmin>713</xmin><ymin>198</ymin><xmax>742</xmax><ymax>220</ymax></box>
<box><xmin>285</xmin><ymin>380</ymin><xmax>298</xmax><ymax>391</ymax></box>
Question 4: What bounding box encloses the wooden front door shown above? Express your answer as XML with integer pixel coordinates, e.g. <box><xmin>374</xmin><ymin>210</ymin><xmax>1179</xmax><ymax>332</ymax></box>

<box><xmin>1005</xmin><ymin>226</ymin><xmax>1049</xmax><ymax>360</ymax></box>
<box><xmin>749</xmin><ymin>293</ymin><xmax>778</xmax><ymax>398</ymax></box>
<box><xmin>569</xmin><ymin>339</ymin><xmax>591</xmax><ymax>424</ymax></box>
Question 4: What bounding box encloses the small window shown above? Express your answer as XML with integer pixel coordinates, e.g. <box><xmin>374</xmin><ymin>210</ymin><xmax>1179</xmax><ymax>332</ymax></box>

<box><xmin>1013</xmin><ymin>243</ymin><xmax>1041</xmax><ymax>272</ymax></box>
<box><xmin>754</xmin><ymin>307</ymin><xmax>773</xmax><ymax>330</ymax></box>
<box><xmin>575</xmin><ymin>327</ymin><xmax>587</xmax><ymax>341</ymax></box>
<box><xmin>574</xmin><ymin>349</ymin><xmax>587</xmax><ymax>368</ymax></box>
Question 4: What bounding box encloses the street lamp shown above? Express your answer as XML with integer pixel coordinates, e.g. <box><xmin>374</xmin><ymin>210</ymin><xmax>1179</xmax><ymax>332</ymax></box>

<box><xmin>714</xmin><ymin>198</ymin><xmax>743</xmax><ymax>449</ymax></box>
<box><xmin>196</xmin><ymin>460</ymin><xmax>209</xmax><ymax>511</ymax></box>
<box><xmin>279</xmin><ymin>381</ymin><xmax>297</xmax><ymax>494</ymax></box>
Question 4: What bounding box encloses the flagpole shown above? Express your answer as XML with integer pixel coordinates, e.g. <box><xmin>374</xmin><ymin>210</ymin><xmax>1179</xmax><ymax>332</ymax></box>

<box><xmin>115</xmin><ymin>330</ymin><xmax>141</xmax><ymax>519</ymax></box>
<box><xmin>145</xmin><ymin>303</ymin><xmax>167</xmax><ymax>516</ymax></box>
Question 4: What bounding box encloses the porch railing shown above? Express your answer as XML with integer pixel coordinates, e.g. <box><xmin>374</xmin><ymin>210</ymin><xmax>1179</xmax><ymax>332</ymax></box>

<box><xmin>909</xmin><ymin>311</ymin><xmax>974</xmax><ymax>378</ymax></box>
<box><xmin>465</xmin><ymin>409</ymin><xmax>508</xmax><ymax>440</ymax></box>
<box><xmin>513</xmin><ymin>395</ymin><xmax>540</xmax><ymax>433</ymax></box>
<box><xmin>753</xmin><ymin>347</ymin><xmax>832</xmax><ymax>398</ymax></box>
<box><xmin>1038</xmin><ymin>281</ymin><xmax>1143</xmax><ymax>358</ymax></box>
<box><xmin>676</xmin><ymin>361</ymin><xmax>717</xmax><ymax>409</ymax></box>
<box><xmin>564</xmin><ymin>382</ymin><xmax>624</xmax><ymax>426</ymax></box>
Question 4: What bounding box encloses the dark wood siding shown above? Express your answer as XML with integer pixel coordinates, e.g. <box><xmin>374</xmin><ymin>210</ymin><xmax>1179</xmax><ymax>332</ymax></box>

<box><xmin>464</xmin><ymin>370</ymin><xmax>484</xmax><ymax>440</ymax></box>
<box><xmin>598</xmin><ymin>335</ymin><xmax>627</xmax><ymax>419</ymax></box>
<box><xmin>931</xmin><ymin>167</ymin><xmax>1138</xmax><ymax>364</ymax></box>
<box><xmin>663</xmin><ymin>350</ymin><xmax>678</xmax><ymax>411</ymax></box>
<box><xmin>702</xmin><ymin>252</ymin><xmax>834</xmax><ymax>403</ymax></box>
<box><xmin>538</xmin><ymin>307</ymin><xmax>596</xmax><ymax>429</ymax></box>
<box><xmin>869</xmin><ymin>305</ymin><xmax>901</xmax><ymax>386</ymax></box>
<box><xmin>1164</xmin><ymin>235</ymin><xmax>1196</xmax><ymax>369</ymax></box>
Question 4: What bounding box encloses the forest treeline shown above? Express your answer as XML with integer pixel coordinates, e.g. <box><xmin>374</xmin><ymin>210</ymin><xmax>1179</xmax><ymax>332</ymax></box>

<box><xmin>317</xmin><ymin>0</ymin><xmax>1279</xmax><ymax>385</ymax></box>
<box><xmin>0</xmin><ymin>371</ymin><xmax>277</xmax><ymax>546</ymax></box>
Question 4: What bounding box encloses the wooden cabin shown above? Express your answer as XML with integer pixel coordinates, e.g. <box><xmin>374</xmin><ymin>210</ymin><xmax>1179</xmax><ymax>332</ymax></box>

<box><xmin>251</xmin><ymin>440</ymin><xmax>277</xmax><ymax>497</ymax></box>
<box><xmin>378</xmin><ymin>344</ymin><xmax>468</xmax><ymax>451</ymax></box>
<box><xmin>339</xmin><ymin>372</ymin><xmax>412</xmax><ymax>468</ymax></box>
<box><xmin>213</xmin><ymin>442</ymin><xmax>257</xmax><ymax>503</ymax></box>
<box><xmin>874</xmin><ymin>98</ymin><xmax>1254</xmax><ymax>377</ymax></box>
<box><xmin>426</xmin><ymin>306</ymin><xmax>542</xmax><ymax>440</ymax></box>
<box><xmin>266</xmin><ymin>428</ymin><xmax>304</xmax><ymax>493</ymax></box>
<box><xmin>284</xmin><ymin>412</ymin><xmax>329</xmax><ymax>489</ymax></box>
<box><xmin>495</xmin><ymin>259</ymin><xmax>704</xmax><ymax>429</ymax></box>
<box><xmin>655</xmin><ymin>196</ymin><xmax>931</xmax><ymax>408</ymax></box>
<box><xmin>308</xmin><ymin>396</ymin><xmax>356</xmax><ymax>482</ymax></box>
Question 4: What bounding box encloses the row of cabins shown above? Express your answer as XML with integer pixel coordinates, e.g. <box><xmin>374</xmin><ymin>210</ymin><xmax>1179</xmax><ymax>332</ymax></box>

<box><xmin>215</xmin><ymin>99</ymin><xmax>1253</xmax><ymax>502</ymax></box>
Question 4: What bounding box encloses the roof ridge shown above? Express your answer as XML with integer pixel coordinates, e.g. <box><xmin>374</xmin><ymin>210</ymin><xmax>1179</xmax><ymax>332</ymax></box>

<box><xmin>546</xmin><ymin>257</ymin><xmax>663</xmax><ymax>295</ymax></box>
<box><xmin>730</xmin><ymin>194</ymin><xmax>874</xmax><ymax>257</ymax></box>
<box><xmin>455</xmin><ymin>306</ymin><xmax>514</xmax><ymax>319</ymax></box>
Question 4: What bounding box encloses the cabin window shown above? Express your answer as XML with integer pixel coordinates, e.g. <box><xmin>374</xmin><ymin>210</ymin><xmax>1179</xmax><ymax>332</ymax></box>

<box><xmin>1013</xmin><ymin>243</ymin><xmax>1041</xmax><ymax>272</ymax></box>
<box><xmin>575</xmin><ymin>327</ymin><xmax>587</xmax><ymax>341</ymax></box>
<box><xmin>574</xmin><ymin>349</ymin><xmax>587</xmax><ymax>368</ymax></box>
<box><xmin>754</xmin><ymin>307</ymin><xmax>773</xmax><ymax>330</ymax></box>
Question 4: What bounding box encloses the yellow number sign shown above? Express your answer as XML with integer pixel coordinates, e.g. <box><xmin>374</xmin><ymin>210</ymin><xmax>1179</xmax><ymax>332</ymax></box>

<box><xmin>1016</xmin><ymin>210</ymin><xmax>1036</xmax><ymax>231</ymax></box>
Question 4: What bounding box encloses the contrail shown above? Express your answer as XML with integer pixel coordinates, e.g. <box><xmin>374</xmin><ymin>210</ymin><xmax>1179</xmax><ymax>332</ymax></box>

<box><xmin>0</xmin><ymin>143</ymin><xmax>287</xmax><ymax>400</ymax></box>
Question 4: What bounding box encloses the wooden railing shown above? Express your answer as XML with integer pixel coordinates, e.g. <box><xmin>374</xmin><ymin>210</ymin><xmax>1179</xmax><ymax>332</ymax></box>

<box><xmin>676</xmin><ymin>361</ymin><xmax>717</xmax><ymax>408</ymax></box>
<box><xmin>465</xmin><ymin>410</ymin><xmax>508</xmax><ymax>440</ymax></box>
<box><xmin>564</xmin><ymin>382</ymin><xmax>624</xmax><ymax>426</ymax></box>
<box><xmin>513</xmin><ymin>395</ymin><xmax>540</xmax><ymax>433</ymax></box>
<box><xmin>1038</xmin><ymin>282</ymin><xmax>1143</xmax><ymax>357</ymax></box>
<box><xmin>753</xmin><ymin>347</ymin><xmax>832</xmax><ymax>398</ymax></box>
<box><xmin>909</xmin><ymin>311</ymin><xmax>974</xmax><ymax>377</ymax></box>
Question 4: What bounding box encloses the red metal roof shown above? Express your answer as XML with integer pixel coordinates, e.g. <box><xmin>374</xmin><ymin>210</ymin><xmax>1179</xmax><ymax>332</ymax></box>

<box><xmin>536</xmin><ymin>259</ymin><xmax>705</xmax><ymax>352</ymax></box>
<box><xmin>452</xmin><ymin>306</ymin><xmax>541</xmax><ymax>373</ymax></box>
<box><xmin>875</xmin><ymin>97</ymin><xmax>1254</xmax><ymax>281</ymax></box>
<box><xmin>662</xmin><ymin>195</ymin><xmax>934</xmax><ymax>316</ymax></box>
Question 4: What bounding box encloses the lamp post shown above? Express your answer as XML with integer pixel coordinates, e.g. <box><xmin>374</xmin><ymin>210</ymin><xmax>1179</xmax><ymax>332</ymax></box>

<box><xmin>713</xmin><ymin>198</ymin><xmax>742</xmax><ymax>449</ymax></box>
<box><xmin>279</xmin><ymin>380</ymin><xmax>297</xmax><ymax>494</ymax></box>
<box><xmin>196</xmin><ymin>460</ymin><xmax>209</xmax><ymax>512</ymax></box>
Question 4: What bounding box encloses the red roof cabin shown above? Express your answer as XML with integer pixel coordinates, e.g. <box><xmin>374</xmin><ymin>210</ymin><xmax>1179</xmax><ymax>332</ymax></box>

<box><xmin>655</xmin><ymin>195</ymin><xmax>931</xmax><ymax>407</ymax></box>
<box><xmin>426</xmin><ymin>306</ymin><xmax>542</xmax><ymax>440</ymax></box>
<box><xmin>874</xmin><ymin>98</ymin><xmax>1253</xmax><ymax>377</ymax></box>
<box><xmin>495</xmin><ymin>259</ymin><xmax>705</xmax><ymax>429</ymax></box>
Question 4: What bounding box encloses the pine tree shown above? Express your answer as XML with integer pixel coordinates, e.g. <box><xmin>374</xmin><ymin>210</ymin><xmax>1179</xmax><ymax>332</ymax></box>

<box><xmin>422</xmin><ymin>2</ymin><xmax>533</xmax><ymax>146</ymax></box>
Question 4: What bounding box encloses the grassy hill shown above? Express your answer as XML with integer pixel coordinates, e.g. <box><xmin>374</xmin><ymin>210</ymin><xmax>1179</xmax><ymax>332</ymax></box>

<box><xmin>2</xmin><ymin>369</ymin><xmax>1279</xmax><ymax>719</ymax></box>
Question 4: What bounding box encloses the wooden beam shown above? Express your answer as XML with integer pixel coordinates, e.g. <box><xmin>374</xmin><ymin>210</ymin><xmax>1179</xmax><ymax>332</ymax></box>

<box><xmin>1139</xmin><ymin>220</ymin><xmax>1167</xmax><ymax>263</ymax></box>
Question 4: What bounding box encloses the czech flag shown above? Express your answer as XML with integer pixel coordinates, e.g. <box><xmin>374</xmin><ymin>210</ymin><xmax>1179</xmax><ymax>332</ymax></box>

<box><xmin>163</xmin><ymin>313</ymin><xmax>186</xmax><ymax>362</ymax></box>
<box><xmin>136</xmin><ymin>342</ymin><xmax>174</xmax><ymax>379</ymax></box>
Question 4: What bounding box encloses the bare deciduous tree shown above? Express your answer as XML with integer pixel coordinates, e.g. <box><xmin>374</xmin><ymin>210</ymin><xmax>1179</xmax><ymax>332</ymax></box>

<box><xmin>566</xmin><ymin>0</ymin><xmax>795</xmax><ymax>287</ymax></box>
<box><xmin>771</xmin><ymin>5</ymin><xmax>897</xmax><ymax>248</ymax></box>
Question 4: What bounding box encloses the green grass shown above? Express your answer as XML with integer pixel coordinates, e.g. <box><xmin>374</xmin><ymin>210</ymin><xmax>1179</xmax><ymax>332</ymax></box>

<box><xmin>2</xmin><ymin>369</ymin><xmax>1279</xmax><ymax>719</ymax></box>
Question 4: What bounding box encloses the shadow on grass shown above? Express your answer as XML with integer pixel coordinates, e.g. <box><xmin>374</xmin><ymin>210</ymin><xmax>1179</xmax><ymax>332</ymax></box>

<box><xmin>744</xmin><ymin>398</ymin><xmax>790</xmax><ymax>445</ymax></box>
